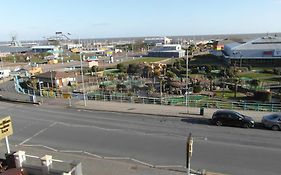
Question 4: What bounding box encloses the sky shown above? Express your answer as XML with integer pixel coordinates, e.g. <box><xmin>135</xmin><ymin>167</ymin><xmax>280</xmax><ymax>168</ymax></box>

<box><xmin>0</xmin><ymin>0</ymin><xmax>281</xmax><ymax>41</ymax></box>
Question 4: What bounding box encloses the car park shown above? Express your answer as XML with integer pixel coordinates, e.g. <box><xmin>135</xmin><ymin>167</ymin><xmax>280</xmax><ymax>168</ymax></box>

<box><xmin>261</xmin><ymin>113</ymin><xmax>281</xmax><ymax>131</ymax></box>
<box><xmin>212</xmin><ymin>110</ymin><xmax>255</xmax><ymax>128</ymax></box>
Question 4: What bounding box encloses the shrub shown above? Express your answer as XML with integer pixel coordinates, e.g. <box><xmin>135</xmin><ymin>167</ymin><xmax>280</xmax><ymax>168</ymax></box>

<box><xmin>193</xmin><ymin>85</ymin><xmax>202</xmax><ymax>93</ymax></box>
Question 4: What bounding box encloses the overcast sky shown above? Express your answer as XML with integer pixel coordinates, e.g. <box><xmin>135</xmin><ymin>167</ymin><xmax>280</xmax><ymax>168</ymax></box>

<box><xmin>0</xmin><ymin>0</ymin><xmax>281</xmax><ymax>41</ymax></box>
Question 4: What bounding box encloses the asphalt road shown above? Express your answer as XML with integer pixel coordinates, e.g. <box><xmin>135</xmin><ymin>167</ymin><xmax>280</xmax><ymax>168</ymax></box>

<box><xmin>0</xmin><ymin>102</ymin><xmax>281</xmax><ymax>175</ymax></box>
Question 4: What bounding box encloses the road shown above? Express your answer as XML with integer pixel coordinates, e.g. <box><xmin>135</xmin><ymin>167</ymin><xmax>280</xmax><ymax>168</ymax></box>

<box><xmin>0</xmin><ymin>102</ymin><xmax>280</xmax><ymax>175</ymax></box>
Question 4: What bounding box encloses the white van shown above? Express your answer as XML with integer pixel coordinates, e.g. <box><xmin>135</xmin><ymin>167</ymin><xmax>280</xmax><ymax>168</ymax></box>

<box><xmin>0</xmin><ymin>69</ymin><xmax>11</xmax><ymax>79</ymax></box>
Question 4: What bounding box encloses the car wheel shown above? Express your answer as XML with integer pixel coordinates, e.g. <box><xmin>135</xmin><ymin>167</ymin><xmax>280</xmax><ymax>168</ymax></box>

<box><xmin>216</xmin><ymin>120</ymin><xmax>223</xmax><ymax>126</ymax></box>
<box><xmin>243</xmin><ymin>123</ymin><xmax>250</xmax><ymax>129</ymax></box>
<box><xmin>271</xmin><ymin>125</ymin><xmax>280</xmax><ymax>131</ymax></box>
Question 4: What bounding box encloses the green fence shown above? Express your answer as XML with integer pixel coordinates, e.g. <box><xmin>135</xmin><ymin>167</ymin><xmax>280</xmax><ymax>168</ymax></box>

<box><xmin>87</xmin><ymin>94</ymin><xmax>281</xmax><ymax>112</ymax></box>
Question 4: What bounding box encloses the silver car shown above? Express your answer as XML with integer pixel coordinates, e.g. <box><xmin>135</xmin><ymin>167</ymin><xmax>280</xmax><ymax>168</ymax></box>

<box><xmin>262</xmin><ymin>113</ymin><xmax>281</xmax><ymax>131</ymax></box>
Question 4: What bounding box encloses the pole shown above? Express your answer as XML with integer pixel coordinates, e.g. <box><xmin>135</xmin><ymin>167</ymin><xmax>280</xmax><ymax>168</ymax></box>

<box><xmin>186</xmin><ymin>49</ymin><xmax>189</xmax><ymax>114</ymax></box>
<box><xmin>186</xmin><ymin>133</ymin><xmax>193</xmax><ymax>175</ymax></box>
<box><xmin>80</xmin><ymin>53</ymin><xmax>87</xmax><ymax>107</ymax></box>
<box><xmin>5</xmin><ymin>136</ymin><xmax>10</xmax><ymax>154</ymax></box>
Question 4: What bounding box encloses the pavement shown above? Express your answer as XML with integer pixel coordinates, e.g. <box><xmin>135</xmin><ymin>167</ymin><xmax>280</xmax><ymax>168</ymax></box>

<box><xmin>0</xmin><ymin>89</ymin><xmax>276</xmax><ymax>175</ymax></box>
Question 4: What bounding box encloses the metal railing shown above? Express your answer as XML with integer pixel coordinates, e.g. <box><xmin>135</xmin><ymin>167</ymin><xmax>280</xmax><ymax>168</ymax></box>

<box><xmin>87</xmin><ymin>94</ymin><xmax>281</xmax><ymax>112</ymax></box>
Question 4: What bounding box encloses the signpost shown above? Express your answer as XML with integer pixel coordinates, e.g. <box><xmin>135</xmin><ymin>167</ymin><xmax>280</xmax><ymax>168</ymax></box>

<box><xmin>186</xmin><ymin>133</ymin><xmax>193</xmax><ymax>175</ymax></box>
<box><xmin>0</xmin><ymin>116</ymin><xmax>13</xmax><ymax>154</ymax></box>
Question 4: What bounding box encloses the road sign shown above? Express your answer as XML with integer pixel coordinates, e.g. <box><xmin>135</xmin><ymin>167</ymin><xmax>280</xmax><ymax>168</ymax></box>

<box><xmin>63</xmin><ymin>93</ymin><xmax>71</xmax><ymax>99</ymax></box>
<box><xmin>0</xmin><ymin>116</ymin><xmax>13</xmax><ymax>140</ymax></box>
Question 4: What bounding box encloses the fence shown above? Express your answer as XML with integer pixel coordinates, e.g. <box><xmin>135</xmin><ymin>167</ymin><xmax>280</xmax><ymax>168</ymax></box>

<box><xmin>87</xmin><ymin>94</ymin><xmax>281</xmax><ymax>112</ymax></box>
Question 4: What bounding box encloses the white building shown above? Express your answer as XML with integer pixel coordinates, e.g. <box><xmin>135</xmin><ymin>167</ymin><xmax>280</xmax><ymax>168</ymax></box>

<box><xmin>147</xmin><ymin>44</ymin><xmax>185</xmax><ymax>58</ymax></box>
<box><xmin>144</xmin><ymin>37</ymin><xmax>172</xmax><ymax>45</ymax></box>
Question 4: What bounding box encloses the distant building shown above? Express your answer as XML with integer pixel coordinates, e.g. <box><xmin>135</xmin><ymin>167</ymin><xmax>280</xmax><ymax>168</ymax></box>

<box><xmin>147</xmin><ymin>44</ymin><xmax>185</xmax><ymax>58</ymax></box>
<box><xmin>223</xmin><ymin>36</ymin><xmax>281</xmax><ymax>66</ymax></box>
<box><xmin>36</xmin><ymin>71</ymin><xmax>76</xmax><ymax>88</ymax></box>
<box><xmin>31</xmin><ymin>45</ymin><xmax>60</xmax><ymax>53</ymax></box>
<box><xmin>144</xmin><ymin>37</ymin><xmax>172</xmax><ymax>45</ymax></box>
<box><xmin>0</xmin><ymin>46</ymin><xmax>31</xmax><ymax>55</ymax></box>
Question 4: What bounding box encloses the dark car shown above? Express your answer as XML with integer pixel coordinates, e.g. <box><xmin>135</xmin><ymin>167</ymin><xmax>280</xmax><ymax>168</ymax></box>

<box><xmin>261</xmin><ymin>113</ymin><xmax>281</xmax><ymax>131</ymax></box>
<box><xmin>212</xmin><ymin>110</ymin><xmax>255</xmax><ymax>128</ymax></box>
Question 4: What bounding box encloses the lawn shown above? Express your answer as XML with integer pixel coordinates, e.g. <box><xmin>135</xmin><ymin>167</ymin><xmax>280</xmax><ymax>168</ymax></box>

<box><xmin>238</xmin><ymin>72</ymin><xmax>275</xmax><ymax>80</ymax></box>
<box><xmin>123</xmin><ymin>57</ymin><xmax>169</xmax><ymax>65</ymax></box>
<box><xmin>214</xmin><ymin>90</ymin><xmax>245</xmax><ymax>100</ymax></box>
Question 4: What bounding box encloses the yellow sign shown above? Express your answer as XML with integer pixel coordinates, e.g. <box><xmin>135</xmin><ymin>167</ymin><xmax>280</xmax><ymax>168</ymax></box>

<box><xmin>0</xmin><ymin>116</ymin><xmax>13</xmax><ymax>140</ymax></box>
<box><xmin>63</xmin><ymin>93</ymin><xmax>71</xmax><ymax>99</ymax></box>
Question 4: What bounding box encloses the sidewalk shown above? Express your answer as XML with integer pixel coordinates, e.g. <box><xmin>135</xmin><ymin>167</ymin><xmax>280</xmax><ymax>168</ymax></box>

<box><xmin>71</xmin><ymin>99</ymin><xmax>272</xmax><ymax>122</ymax></box>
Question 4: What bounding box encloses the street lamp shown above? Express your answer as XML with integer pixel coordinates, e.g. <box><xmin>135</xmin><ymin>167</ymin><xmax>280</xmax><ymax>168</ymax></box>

<box><xmin>80</xmin><ymin>52</ymin><xmax>87</xmax><ymax>107</ymax></box>
<box><xmin>185</xmin><ymin>48</ymin><xmax>189</xmax><ymax>114</ymax></box>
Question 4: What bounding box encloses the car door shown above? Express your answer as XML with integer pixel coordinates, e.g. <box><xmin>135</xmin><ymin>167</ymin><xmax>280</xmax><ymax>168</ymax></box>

<box><xmin>230</xmin><ymin>113</ymin><xmax>243</xmax><ymax>127</ymax></box>
<box><xmin>277</xmin><ymin>116</ymin><xmax>281</xmax><ymax>128</ymax></box>
<box><xmin>222</xmin><ymin>113</ymin><xmax>233</xmax><ymax>126</ymax></box>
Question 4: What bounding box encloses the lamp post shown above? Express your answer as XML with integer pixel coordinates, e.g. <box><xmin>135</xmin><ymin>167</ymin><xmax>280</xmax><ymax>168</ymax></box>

<box><xmin>185</xmin><ymin>48</ymin><xmax>189</xmax><ymax>114</ymax></box>
<box><xmin>80</xmin><ymin>52</ymin><xmax>87</xmax><ymax>107</ymax></box>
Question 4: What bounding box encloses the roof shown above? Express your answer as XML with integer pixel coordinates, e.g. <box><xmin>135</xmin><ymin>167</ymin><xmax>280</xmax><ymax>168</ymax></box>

<box><xmin>32</xmin><ymin>45</ymin><xmax>57</xmax><ymax>49</ymax></box>
<box><xmin>231</xmin><ymin>36</ymin><xmax>281</xmax><ymax>50</ymax></box>
<box><xmin>36</xmin><ymin>71</ymin><xmax>76</xmax><ymax>79</ymax></box>
<box><xmin>0</xmin><ymin>46</ymin><xmax>31</xmax><ymax>53</ymax></box>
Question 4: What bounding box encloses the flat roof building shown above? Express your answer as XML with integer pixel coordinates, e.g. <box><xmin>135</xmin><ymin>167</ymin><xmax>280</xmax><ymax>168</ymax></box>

<box><xmin>223</xmin><ymin>36</ymin><xmax>281</xmax><ymax>66</ymax></box>
<box><xmin>147</xmin><ymin>44</ymin><xmax>185</xmax><ymax>58</ymax></box>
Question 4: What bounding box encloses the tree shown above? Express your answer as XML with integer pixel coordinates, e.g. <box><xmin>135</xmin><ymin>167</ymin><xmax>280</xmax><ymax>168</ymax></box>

<box><xmin>117</xmin><ymin>63</ymin><xmax>127</xmax><ymax>73</ymax></box>
<box><xmin>166</xmin><ymin>70</ymin><xmax>176</xmax><ymax>79</ymax></box>
<box><xmin>249</xmin><ymin>79</ymin><xmax>260</xmax><ymax>89</ymax></box>
<box><xmin>127</xmin><ymin>63</ymin><xmax>141</xmax><ymax>75</ymax></box>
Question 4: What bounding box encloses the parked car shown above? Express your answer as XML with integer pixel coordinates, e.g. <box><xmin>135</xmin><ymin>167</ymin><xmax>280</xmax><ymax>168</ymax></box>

<box><xmin>212</xmin><ymin>110</ymin><xmax>255</xmax><ymax>128</ymax></box>
<box><xmin>261</xmin><ymin>113</ymin><xmax>281</xmax><ymax>131</ymax></box>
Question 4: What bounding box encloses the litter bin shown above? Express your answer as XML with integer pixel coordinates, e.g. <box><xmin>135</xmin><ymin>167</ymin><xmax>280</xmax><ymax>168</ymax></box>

<box><xmin>200</xmin><ymin>107</ymin><xmax>204</xmax><ymax>116</ymax></box>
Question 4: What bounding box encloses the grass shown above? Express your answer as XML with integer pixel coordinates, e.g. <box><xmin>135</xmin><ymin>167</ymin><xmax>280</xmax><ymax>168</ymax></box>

<box><xmin>214</xmin><ymin>90</ymin><xmax>245</xmax><ymax>100</ymax></box>
<box><xmin>122</xmin><ymin>57</ymin><xmax>169</xmax><ymax>65</ymax></box>
<box><xmin>238</xmin><ymin>72</ymin><xmax>274</xmax><ymax>79</ymax></box>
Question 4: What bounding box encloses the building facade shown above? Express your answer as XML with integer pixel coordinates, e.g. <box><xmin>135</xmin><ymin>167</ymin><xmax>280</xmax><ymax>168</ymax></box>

<box><xmin>147</xmin><ymin>44</ymin><xmax>185</xmax><ymax>58</ymax></box>
<box><xmin>223</xmin><ymin>36</ymin><xmax>281</xmax><ymax>66</ymax></box>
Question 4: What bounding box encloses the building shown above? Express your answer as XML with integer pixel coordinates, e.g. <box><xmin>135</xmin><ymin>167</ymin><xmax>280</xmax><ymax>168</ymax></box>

<box><xmin>31</xmin><ymin>45</ymin><xmax>60</xmax><ymax>53</ymax></box>
<box><xmin>147</xmin><ymin>44</ymin><xmax>185</xmax><ymax>58</ymax></box>
<box><xmin>223</xmin><ymin>36</ymin><xmax>281</xmax><ymax>66</ymax></box>
<box><xmin>144</xmin><ymin>37</ymin><xmax>172</xmax><ymax>45</ymax></box>
<box><xmin>35</xmin><ymin>71</ymin><xmax>76</xmax><ymax>88</ymax></box>
<box><xmin>0</xmin><ymin>46</ymin><xmax>31</xmax><ymax>55</ymax></box>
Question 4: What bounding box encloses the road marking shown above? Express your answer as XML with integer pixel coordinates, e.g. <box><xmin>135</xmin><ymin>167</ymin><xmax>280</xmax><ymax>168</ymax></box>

<box><xmin>83</xmin><ymin>151</ymin><xmax>103</xmax><ymax>159</ymax></box>
<box><xmin>60</xmin><ymin>150</ymin><xmax>83</xmax><ymax>153</ymax></box>
<box><xmin>19</xmin><ymin>122</ymin><xmax>57</xmax><ymax>145</ymax></box>
<box><xmin>103</xmin><ymin>157</ymin><xmax>130</xmax><ymax>160</ymax></box>
<box><xmin>130</xmin><ymin>158</ymin><xmax>154</xmax><ymax>167</ymax></box>
<box><xmin>18</xmin><ymin>144</ymin><xmax>185</xmax><ymax>170</ymax></box>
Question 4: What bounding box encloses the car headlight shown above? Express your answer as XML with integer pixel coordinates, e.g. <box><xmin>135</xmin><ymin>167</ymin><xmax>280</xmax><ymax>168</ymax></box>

<box><xmin>250</xmin><ymin>121</ymin><xmax>254</xmax><ymax>124</ymax></box>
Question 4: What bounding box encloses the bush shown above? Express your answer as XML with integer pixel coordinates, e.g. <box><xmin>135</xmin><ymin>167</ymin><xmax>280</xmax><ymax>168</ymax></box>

<box><xmin>193</xmin><ymin>85</ymin><xmax>202</xmax><ymax>93</ymax></box>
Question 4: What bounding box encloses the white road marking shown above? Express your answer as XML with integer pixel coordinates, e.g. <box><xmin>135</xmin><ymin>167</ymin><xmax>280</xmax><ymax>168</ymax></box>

<box><xmin>19</xmin><ymin>144</ymin><xmax>184</xmax><ymax>170</ymax></box>
<box><xmin>19</xmin><ymin>122</ymin><xmax>57</xmax><ymax>145</ymax></box>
